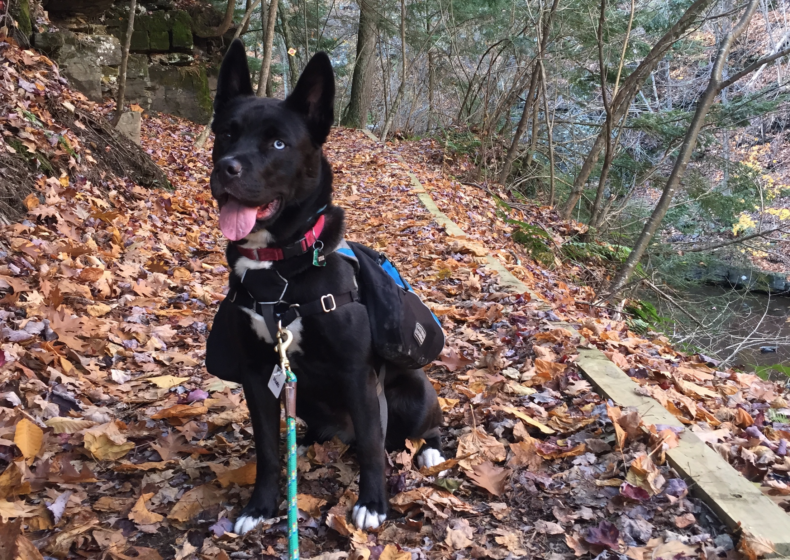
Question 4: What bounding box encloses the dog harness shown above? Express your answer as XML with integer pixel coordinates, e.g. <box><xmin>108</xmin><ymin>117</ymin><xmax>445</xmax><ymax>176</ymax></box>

<box><xmin>226</xmin><ymin>226</ymin><xmax>389</xmax><ymax>439</ymax></box>
<box><xmin>226</xmin><ymin>216</ymin><xmax>359</xmax><ymax>340</ymax></box>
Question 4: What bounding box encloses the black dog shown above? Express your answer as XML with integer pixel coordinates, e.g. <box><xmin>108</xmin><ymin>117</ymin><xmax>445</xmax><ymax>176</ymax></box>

<box><xmin>205</xmin><ymin>40</ymin><xmax>445</xmax><ymax>534</ymax></box>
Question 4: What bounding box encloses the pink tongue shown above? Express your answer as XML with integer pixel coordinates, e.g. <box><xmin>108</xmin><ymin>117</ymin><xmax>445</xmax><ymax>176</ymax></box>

<box><xmin>219</xmin><ymin>197</ymin><xmax>258</xmax><ymax>241</ymax></box>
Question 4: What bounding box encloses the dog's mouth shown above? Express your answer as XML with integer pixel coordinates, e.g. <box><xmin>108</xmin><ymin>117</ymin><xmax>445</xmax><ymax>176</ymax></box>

<box><xmin>218</xmin><ymin>195</ymin><xmax>282</xmax><ymax>241</ymax></box>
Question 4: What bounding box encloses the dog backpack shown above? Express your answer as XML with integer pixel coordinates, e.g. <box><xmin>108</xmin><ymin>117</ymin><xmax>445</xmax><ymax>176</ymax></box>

<box><xmin>337</xmin><ymin>241</ymin><xmax>445</xmax><ymax>370</ymax></box>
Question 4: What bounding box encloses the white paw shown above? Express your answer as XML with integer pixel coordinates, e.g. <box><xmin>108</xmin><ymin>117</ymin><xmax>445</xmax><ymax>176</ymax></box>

<box><xmin>234</xmin><ymin>515</ymin><xmax>266</xmax><ymax>535</ymax></box>
<box><xmin>417</xmin><ymin>448</ymin><xmax>448</xmax><ymax>476</ymax></box>
<box><xmin>297</xmin><ymin>444</ymin><xmax>309</xmax><ymax>457</ymax></box>
<box><xmin>352</xmin><ymin>504</ymin><xmax>386</xmax><ymax>530</ymax></box>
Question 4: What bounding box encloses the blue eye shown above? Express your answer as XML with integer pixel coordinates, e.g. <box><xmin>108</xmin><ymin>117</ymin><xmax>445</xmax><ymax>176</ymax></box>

<box><xmin>273</xmin><ymin>140</ymin><xmax>286</xmax><ymax>150</ymax></box>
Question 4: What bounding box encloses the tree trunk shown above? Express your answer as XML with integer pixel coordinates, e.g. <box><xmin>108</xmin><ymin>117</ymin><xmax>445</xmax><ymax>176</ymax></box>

<box><xmin>341</xmin><ymin>0</ymin><xmax>377</xmax><ymax>128</ymax></box>
<box><xmin>279</xmin><ymin>0</ymin><xmax>300</xmax><ymax>90</ymax></box>
<box><xmin>428</xmin><ymin>49</ymin><xmax>435</xmax><ymax>131</ymax></box>
<box><xmin>497</xmin><ymin>63</ymin><xmax>540</xmax><ymax>184</ymax></box>
<box><xmin>195</xmin><ymin>0</ymin><xmax>263</xmax><ymax>149</ymax></box>
<box><xmin>112</xmin><ymin>0</ymin><xmax>137</xmax><ymax>126</ymax></box>
<box><xmin>497</xmin><ymin>0</ymin><xmax>559</xmax><ymax>184</ymax></box>
<box><xmin>200</xmin><ymin>0</ymin><xmax>238</xmax><ymax>38</ymax></box>
<box><xmin>557</xmin><ymin>0</ymin><xmax>716</xmax><ymax>219</ymax></box>
<box><xmin>257</xmin><ymin>0</ymin><xmax>280</xmax><ymax>96</ymax></box>
<box><xmin>240</xmin><ymin>0</ymin><xmax>253</xmax><ymax>35</ymax></box>
<box><xmin>606</xmin><ymin>0</ymin><xmax>761</xmax><ymax>297</ymax></box>
<box><xmin>379</xmin><ymin>0</ymin><xmax>407</xmax><ymax>140</ymax></box>
<box><xmin>539</xmin><ymin>60</ymin><xmax>556</xmax><ymax>206</ymax></box>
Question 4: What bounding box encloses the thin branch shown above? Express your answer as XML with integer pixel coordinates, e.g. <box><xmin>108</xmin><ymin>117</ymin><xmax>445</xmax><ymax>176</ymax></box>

<box><xmin>717</xmin><ymin>44</ymin><xmax>790</xmax><ymax>90</ymax></box>
<box><xmin>674</xmin><ymin>226</ymin><xmax>790</xmax><ymax>252</ymax></box>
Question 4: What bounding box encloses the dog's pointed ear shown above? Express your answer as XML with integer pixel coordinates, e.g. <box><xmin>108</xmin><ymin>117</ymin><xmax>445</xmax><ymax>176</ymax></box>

<box><xmin>285</xmin><ymin>52</ymin><xmax>335</xmax><ymax>144</ymax></box>
<box><xmin>214</xmin><ymin>39</ymin><xmax>254</xmax><ymax>114</ymax></box>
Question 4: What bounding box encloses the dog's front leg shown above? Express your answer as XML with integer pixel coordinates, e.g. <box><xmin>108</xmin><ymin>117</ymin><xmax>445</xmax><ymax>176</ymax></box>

<box><xmin>347</xmin><ymin>368</ymin><xmax>388</xmax><ymax>530</ymax></box>
<box><xmin>235</xmin><ymin>372</ymin><xmax>282</xmax><ymax>535</ymax></box>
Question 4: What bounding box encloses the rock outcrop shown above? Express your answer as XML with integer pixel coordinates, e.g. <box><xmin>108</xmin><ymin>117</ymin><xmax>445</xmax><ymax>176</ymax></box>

<box><xmin>28</xmin><ymin>2</ymin><xmax>221</xmax><ymax>122</ymax></box>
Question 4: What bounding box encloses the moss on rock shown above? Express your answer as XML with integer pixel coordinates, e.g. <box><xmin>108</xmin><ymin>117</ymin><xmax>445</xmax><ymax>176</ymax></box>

<box><xmin>149</xmin><ymin>65</ymin><xmax>212</xmax><ymax>122</ymax></box>
<box><xmin>170</xmin><ymin>10</ymin><xmax>193</xmax><ymax>50</ymax></box>
<box><xmin>147</xmin><ymin>12</ymin><xmax>170</xmax><ymax>51</ymax></box>
<box><xmin>11</xmin><ymin>0</ymin><xmax>32</xmax><ymax>39</ymax></box>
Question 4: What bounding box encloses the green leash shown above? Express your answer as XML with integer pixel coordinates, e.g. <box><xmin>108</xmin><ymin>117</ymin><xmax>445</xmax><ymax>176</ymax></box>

<box><xmin>276</xmin><ymin>325</ymin><xmax>299</xmax><ymax>560</ymax></box>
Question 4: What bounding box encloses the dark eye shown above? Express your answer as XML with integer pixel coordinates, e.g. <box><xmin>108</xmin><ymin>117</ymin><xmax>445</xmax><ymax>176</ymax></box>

<box><xmin>273</xmin><ymin>140</ymin><xmax>286</xmax><ymax>150</ymax></box>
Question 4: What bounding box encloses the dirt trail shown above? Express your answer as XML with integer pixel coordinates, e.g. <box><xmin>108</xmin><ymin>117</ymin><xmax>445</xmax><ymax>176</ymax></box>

<box><xmin>1</xmin><ymin>43</ymin><xmax>788</xmax><ymax>559</ymax></box>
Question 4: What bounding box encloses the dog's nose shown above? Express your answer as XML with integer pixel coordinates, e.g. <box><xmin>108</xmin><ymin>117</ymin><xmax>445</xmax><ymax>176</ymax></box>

<box><xmin>219</xmin><ymin>158</ymin><xmax>242</xmax><ymax>179</ymax></box>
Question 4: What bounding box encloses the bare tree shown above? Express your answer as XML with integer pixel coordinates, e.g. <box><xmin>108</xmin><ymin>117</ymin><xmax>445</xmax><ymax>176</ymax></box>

<box><xmin>379</xmin><ymin>0</ymin><xmax>407</xmax><ymax>140</ymax></box>
<box><xmin>112</xmin><ymin>0</ymin><xmax>136</xmax><ymax>127</ymax></box>
<box><xmin>588</xmin><ymin>0</ymin><xmax>635</xmax><ymax>228</ymax></box>
<box><xmin>497</xmin><ymin>0</ymin><xmax>559</xmax><ymax>184</ymax></box>
<box><xmin>607</xmin><ymin>0</ymin><xmax>790</xmax><ymax>296</ymax></box>
<box><xmin>196</xmin><ymin>0</ymin><xmax>238</xmax><ymax>38</ymax></box>
<box><xmin>257</xmin><ymin>0</ymin><xmax>281</xmax><ymax>96</ymax></box>
<box><xmin>342</xmin><ymin>0</ymin><xmax>378</xmax><ymax>128</ymax></box>
<box><xmin>195</xmin><ymin>0</ymin><xmax>264</xmax><ymax>149</ymax></box>
<box><xmin>557</xmin><ymin>0</ymin><xmax>717</xmax><ymax>219</ymax></box>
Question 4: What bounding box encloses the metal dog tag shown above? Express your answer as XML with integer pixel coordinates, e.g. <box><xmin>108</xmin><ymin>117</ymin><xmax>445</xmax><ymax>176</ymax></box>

<box><xmin>268</xmin><ymin>365</ymin><xmax>286</xmax><ymax>398</ymax></box>
<box><xmin>313</xmin><ymin>247</ymin><xmax>326</xmax><ymax>267</ymax></box>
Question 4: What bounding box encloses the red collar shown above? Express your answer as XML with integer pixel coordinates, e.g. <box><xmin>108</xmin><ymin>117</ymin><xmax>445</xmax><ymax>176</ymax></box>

<box><xmin>235</xmin><ymin>214</ymin><xmax>325</xmax><ymax>262</ymax></box>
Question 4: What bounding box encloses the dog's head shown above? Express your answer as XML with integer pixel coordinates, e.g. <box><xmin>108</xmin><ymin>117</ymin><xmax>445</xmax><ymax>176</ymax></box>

<box><xmin>210</xmin><ymin>39</ymin><xmax>335</xmax><ymax>242</ymax></box>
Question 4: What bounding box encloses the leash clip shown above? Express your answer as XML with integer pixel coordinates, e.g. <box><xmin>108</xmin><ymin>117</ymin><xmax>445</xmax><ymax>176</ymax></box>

<box><xmin>276</xmin><ymin>321</ymin><xmax>294</xmax><ymax>372</ymax></box>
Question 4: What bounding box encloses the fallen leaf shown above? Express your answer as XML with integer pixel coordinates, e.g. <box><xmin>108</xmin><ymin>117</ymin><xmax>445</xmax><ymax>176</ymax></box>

<box><xmin>507</xmin><ymin>438</ymin><xmax>543</xmax><ymax>471</ymax></box>
<box><xmin>151</xmin><ymin>404</ymin><xmax>208</xmax><ymax>421</ymax></box>
<box><xmin>535</xmin><ymin>519</ymin><xmax>565</xmax><ymax>534</ymax></box>
<box><xmin>213</xmin><ymin>462</ymin><xmax>257</xmax><ymax>488</ymax></box>
<box><xmin>456</xmin><ymin>428</ymin><xmax>507</xmax><ymax>468</ymax></box>
<box><xmin>674</xmin><ymin>513</ymin><xmax>695</xmax><ymax>528</ymax></box>
<box><xmin>535</xmin><ymin>359</ymin><xmax>566</xmax><ymax>380</ymax></box>
<box><xmin>499</xmin><ymin>406</ymin><xmax>556</xmax><ymax>435</ymax></box>
<box><xmin>444</xmin><ymin>517</ymin><xmax>475</xmax><ymax>549</ymax></box>
<box><xmin>44</xmin><ymin>417</ymin><xmax>96</xmax><ymax>434</ymax></box>
<box><xmin>585</xmin><ymin>520</ymin><xmax>620</xmax><ymax>550</ymax></box>
<box><xmin>297</xmin><ymin>494</ymin><xmax>327</xmax><ymax>517</ymax></box>
<box><xmin>86</xmin><ymin>303</ymin><xmax>112</xmax><ymax>317</ymax></box>
<box><xmin>14</xmin><ymin>419</ymin><xmax>43</xmax><ymax>464</ymax></box>
<box><xmin>739</xmin><ymin>531</ymin><xmax>775</xmax><ymax>560</ymax></box>
<box><xmin>129</xmin><ymin>493</ymin><xmax>164</xmax><ymax>525</ymax></box>
<box><xmin>83</xmin><ymin>421</ymin><xmax>135</xmax><ymax>461</ymax></box>
<box><xmin>466</xmin><ymin>461</ymin><xmax>510</xmax><ymax>496</ymax></box>
<box><xmin>626</xmin><ymin>454</ymin><xmax>666</xmax><ymax>495</ymax></box>
<box><xmin>168</xmin><ymin>484</ymin><xmax>224</xmax><ymax>522</ymax></box>
<box><xmin>0</xmin><ymin>462</ymin><xmax>30</xmax><ymax>499</ymax></box>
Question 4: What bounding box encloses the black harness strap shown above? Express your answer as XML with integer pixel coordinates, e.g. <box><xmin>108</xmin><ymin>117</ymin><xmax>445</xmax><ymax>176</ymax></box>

<box><xmin>228</xmin><ymin>286</ymin><xmax>359</xmax><ymax>335</ymax></box>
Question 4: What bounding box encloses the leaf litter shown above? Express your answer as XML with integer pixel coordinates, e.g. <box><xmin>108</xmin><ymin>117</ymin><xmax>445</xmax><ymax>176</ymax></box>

<box><xmin>0</xmin><ymin>39</ymin><xmax>788</xmax><ymax>559</ymax></box>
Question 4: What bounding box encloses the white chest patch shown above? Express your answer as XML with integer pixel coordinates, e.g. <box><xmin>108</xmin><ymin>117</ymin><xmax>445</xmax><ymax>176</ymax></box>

<box><xmin>233</xmin><ymin>229</ymin><xmax>276</xmax><ymax>276</ymax></box>
<box><xmin>241</xmin><ymin>307</ymin><xmax>303</xmax><ymax>355</ymax></box>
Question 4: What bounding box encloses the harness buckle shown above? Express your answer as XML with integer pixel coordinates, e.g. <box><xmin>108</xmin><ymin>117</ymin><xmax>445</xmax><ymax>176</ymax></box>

<box><xmin>320</xmin><ymin>294</ymin><xmax>336</xmax><ymax>312</ymax></box>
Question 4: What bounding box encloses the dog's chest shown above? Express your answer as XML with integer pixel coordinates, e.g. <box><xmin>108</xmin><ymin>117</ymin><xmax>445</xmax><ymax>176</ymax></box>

<box><xmin>240</xmin><ymin>307</ymin><xmax>304</xmax><ymax>355</ymax></box>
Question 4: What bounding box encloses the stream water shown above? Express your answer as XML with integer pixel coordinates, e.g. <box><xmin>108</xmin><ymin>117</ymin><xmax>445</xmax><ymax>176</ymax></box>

<box><xmin>642</xmin><ymin>285</ymin><xmax>790</xmax><ymax>374</ymax></box>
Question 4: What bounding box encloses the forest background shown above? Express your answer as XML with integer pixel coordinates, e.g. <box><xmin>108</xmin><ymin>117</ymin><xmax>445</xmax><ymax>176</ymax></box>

<box><xmin>195</xmin><ymin>0</ymin><xmax>790</xmax><ymax>371</ymax></box>
<box><xmin>7</xmin><ymin>0</ymin><xmax>790</xmax><ymax>370</ymax></box>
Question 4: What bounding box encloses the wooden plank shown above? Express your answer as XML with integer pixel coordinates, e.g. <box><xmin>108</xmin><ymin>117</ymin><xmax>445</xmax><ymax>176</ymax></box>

<box><xmin>572</xmin><ymin>344</ymin><xmax>790</xmax><ymax>557</ymax></box>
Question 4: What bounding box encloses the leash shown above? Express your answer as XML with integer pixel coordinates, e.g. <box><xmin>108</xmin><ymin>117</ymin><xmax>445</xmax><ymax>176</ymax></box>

<box><xmin>276</xmin><ymin>323</ymin><xmax>299</xmax><ymax>560</ymax></box>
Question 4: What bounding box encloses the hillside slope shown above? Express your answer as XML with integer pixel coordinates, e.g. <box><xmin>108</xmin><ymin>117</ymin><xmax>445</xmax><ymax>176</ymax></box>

<box><xmin>1</xmin><ymin>41</ymin><xmax>789</xmax><ymax>559</ymax></box>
